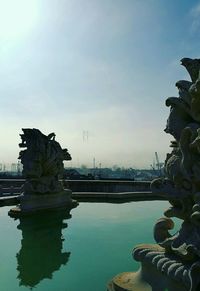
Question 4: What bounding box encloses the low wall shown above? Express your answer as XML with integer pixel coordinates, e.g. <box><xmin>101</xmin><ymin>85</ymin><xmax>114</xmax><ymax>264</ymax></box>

<box><xmin>0</xmin><ymin>179</ymin><xmax>24</xmax><ymax>196</ymax></box>
<box><xmin>66</xmin><ymin>180</ymin><xmax>151</xmax><ymax>193</ymax></box>
<box><xmin>0</xmin><ymin>179</ymin><xmax>151</xmax><ymax>196</ymax></box>
<box><xmin>0</xmin><ymin>179</ymin><xmax>165</xmax><ymax>206</ymax></box>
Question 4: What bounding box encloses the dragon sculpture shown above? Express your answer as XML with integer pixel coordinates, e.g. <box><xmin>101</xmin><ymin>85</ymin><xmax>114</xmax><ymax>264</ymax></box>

<box><xmin>19</xmin><ymin>128</ymin><xmax>71</xmax><ymax>194</ymax></box>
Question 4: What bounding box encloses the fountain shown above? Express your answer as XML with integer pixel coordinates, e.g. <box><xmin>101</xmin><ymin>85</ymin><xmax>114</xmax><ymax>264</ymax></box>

<box><xmin>108</xmin><ymin>58</ymin><xmax>200</xmax><ymax>291</ymax></box>
<box><xmin>9</xmin><ymin>128</ymin><xmax>78</xmax><ymax>217</ymax></box>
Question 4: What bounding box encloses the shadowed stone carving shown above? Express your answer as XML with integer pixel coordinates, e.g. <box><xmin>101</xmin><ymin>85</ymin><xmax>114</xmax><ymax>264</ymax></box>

<box><xmin>108</xmin><ymin>58</ymin><xmax>200</xmax><ymax>291</ymax></box>
<box><xmin>19</xmin><ymin>128</ymin><xmax>71</xmax><ymax>194</ymax></box>
<box><xmin>9</xmin><ymin>128</ymin><xmax>78</xmax><ymax>217</ymax></box>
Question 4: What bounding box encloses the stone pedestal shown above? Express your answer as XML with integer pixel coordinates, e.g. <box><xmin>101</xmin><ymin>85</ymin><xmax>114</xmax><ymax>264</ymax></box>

<box><xmin>8</xmin><ymin>189</ymin><xmax>78</xmax><ymax>217</ymax></box>
<box><xmin>108</xmin><ymin>244</ymin><xmax>194</xmax><ymax>291</ymax></box>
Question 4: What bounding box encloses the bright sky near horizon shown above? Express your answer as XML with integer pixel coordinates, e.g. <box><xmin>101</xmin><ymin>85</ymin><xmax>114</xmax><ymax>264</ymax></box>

<box><xmin>1</xmin><ymin>0</ymin><xmax>200</xmax><ymax>168</ymax></box>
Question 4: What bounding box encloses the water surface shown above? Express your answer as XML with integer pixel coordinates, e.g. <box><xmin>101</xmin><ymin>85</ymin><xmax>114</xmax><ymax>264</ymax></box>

<box><xmin>0</xmin><ymin>201</ymin><xmax>180</xmax><ymax>291</ymax></box>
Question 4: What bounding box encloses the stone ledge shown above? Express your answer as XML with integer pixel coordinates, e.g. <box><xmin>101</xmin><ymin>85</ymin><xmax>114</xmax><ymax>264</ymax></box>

<box><xmin>0</xmin><ymin>191</ymin><xmax>166</xmax><ymax>207</ymax></box>
<box><xmin>8</xmin><ymin>190</ymin><xmax>78</xmax><ymax>217</ymax></box>
<box><xmin>108</xmin><ymin>244</ymin><xmax>195</xmax><ymax>291</ymax></box>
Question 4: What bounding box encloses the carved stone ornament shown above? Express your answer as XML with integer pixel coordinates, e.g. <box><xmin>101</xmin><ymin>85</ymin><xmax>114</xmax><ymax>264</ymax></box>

<box><xmin>9</xmin><ymin>128</ymin><xmax>78</xmax><ymax>217</ymax></box>
<box><xmin>18</xmin><ymin>128</ymin><xmax>72</xmax><ymax>194</ymax></box>
<box><xmin>108</xmin><ymin>58</ymin><xmax>200</xmax><ymax>291</ymax></box>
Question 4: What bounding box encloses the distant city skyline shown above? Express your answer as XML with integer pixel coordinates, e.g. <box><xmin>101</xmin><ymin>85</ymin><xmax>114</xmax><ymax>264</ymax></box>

<box><xmin>1</xmin><ymin>0</ymin><xmax>200</xmax><ymax>167</ymax></box>
<box><xmin>0</xmin><ymin>160</ymin><xmax>161</xmax><ymax>171</ymax></box>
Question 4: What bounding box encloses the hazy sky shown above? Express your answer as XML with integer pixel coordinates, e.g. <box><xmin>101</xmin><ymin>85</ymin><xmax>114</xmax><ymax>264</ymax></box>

<box><xmin>1</xmin><ymin>0</ymin><xmax>200</xmax><ymax>168</ymax></box>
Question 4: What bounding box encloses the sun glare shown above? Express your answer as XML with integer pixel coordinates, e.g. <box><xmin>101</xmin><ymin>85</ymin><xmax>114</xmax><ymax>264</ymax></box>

<box><xmin>0</xmin><ymin>0</ymin><xmax>39</xmax><ymax>40</ymax></box>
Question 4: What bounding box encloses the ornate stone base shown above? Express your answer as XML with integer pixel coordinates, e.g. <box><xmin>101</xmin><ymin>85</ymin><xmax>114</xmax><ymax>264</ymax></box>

<box><xmin>8</xmin><ymin>190</ymin><xmax>78</xmax><ymax>217</ymax></box>
<box><xmin>107</xmin><ymin>244</ymin><xmax>200</xmax><ymax>291</ymax></box>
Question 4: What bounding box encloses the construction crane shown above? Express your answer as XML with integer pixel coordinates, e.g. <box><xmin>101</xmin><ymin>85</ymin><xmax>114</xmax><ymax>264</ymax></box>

<box><xmin>155</xmin><ymin>152</ymin><xmax>160</xmax><ymax>171</ymax></box>
<box><xmin>150</xmin><ymin>152</ymin><xmax>162</xmax><ymax>175</ymax></box>
<box><xmin>155</xmin><ymin>152</ymin><xmax>164</xmax><ymax>176</ymax></box>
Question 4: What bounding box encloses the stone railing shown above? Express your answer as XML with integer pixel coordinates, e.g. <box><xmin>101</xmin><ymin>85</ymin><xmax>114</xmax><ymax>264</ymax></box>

<box><xmin>0</xmin><ymin>179</ymin><xmax>167</xmax><ymax>207</ymax></box>
<box><xmin>65</xmin><ymin>179</ymin><xmax>151</xmax><ymax>193</ymax></box>
<box><xmin>0</xmin><ymin>179</ymin><xmax>24</xmax><ymax>196</ymax></box>
<box><xmin>0</xmin><ymin>179</ymin><xmax>151</xmax><ymax>196</ymax></box>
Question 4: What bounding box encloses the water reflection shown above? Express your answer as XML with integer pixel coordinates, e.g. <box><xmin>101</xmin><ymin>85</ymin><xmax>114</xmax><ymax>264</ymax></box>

<box><xmin>16</xmin><ymin>209</ymin><xmax>72</xmax><ymax>288</ymax></box>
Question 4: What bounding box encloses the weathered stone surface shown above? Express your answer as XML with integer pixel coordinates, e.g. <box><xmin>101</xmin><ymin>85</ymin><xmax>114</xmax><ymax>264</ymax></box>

<box><xmin>9</xmin><ymin>128</ymin><xmax>78</xmax><ymax>216</ymax></box>
<box><xmin>8</xmin><ymin>190</ymin><xmax>78</xmax><ymax>217</ymax></box>
<box><xmin>19</xmin><ymin>128</ymin><xmax>71</xmax><ymax>195</ymax></box>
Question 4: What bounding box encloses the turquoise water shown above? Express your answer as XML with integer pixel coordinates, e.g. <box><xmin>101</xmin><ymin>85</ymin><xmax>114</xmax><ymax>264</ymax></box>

<box><xmin>0</xmin><ymin>201</ymin><xmax>180</xmax><ymax>291</ymax></box>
